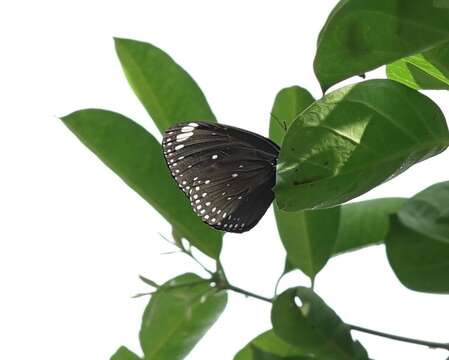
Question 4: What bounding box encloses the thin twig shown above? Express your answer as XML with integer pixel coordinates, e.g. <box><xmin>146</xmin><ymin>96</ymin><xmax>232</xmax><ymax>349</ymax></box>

<box><xmin>225</xmin><ymin>284</ymin><xmax>273</xmax><ymax>303</ymax></box>
<box><xmin>349</xmin><ymin>325</ymin><xmax>449</xmax><ymax>351</ymax></box>
<box><xmin>158</xmin><ymin>232</ymin><xmax>214</xmax><ymax>275</ymax></box>
<box><xmin>182</xmin><ymin>249</ymin><xmax>214</xmax><ymax>275</ymax></box>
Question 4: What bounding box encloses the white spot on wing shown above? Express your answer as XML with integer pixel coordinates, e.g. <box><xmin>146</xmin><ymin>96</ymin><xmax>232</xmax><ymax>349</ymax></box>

<box><xmin>175</xmin><ymin>144</ymin><xmax>184</xmax><ymax>150</ymax></box>
<box><xmin>212</xmin><ymin>155</ymin><xmax>218</xmax><ymax>160</ymax></box>
<box><xmin>176</xmin><ymin>132</ymin><xmax>193</xmax><ymax>141</ymax></box>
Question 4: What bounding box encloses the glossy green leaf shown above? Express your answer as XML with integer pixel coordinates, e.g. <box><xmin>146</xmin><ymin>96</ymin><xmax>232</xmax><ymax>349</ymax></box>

<box><xmin>115</xmin><ymin>38</ymin><xmax>216</xmax><ymax>133</ymax></box>
<box><xmin>274</xmin><ymin>203</ymin><xmax>340</xmax><ymax>280</ymax></box>
<box><xmin>234</xmin><ymin>330</ymin><xmax>312</xmax><ymax>360</ymax></box>
<box><xmin>386</xmin><ymin>56</ymin><xmax>449</xmax><ymax>90</ymax></box>
<box><xmin>61</xmin><ymin>109</ymin><xmax>222</xmax><ymax>258</ymax></box>
<box><xmin>387</xmin><ymin>44</ymin><xmax>449</xmax><ymax>90</ymax></box>
<box><xmin>140</xmin><ymin>273</ymin><xmax>227</xmax><ymax>360</ymax></box>
<box><xmin>314</xmin><ymin>0</ymin><xmax>449</xmax><ymax>91</ymax></box>
<box><xmin>110</xmin><ymin>347</ymin><xmax>141</xmax><ymax>360</ymax></box>
<box><xmin>272</xmin><ymin>287</ymin><xmax>369</xmax><ymax>360</ymax></box>
<box><xmin>275</xmin><ymin>79</ymin><xmax>449</xmax><ymax>211</ymax></box>
<box><xmin>270</xmin><ymin>87</ymin><xmax>337</xmax><ymax>279</ymax></box>
<box><xmin>386</xmin><ymin>182</ymin><xmax>449</xmax><ymax>294</ymax></box>
<box><xmin>334</xmin><ymin>198</ymin><xmax>405</xmax><ymax>255</ymax></box>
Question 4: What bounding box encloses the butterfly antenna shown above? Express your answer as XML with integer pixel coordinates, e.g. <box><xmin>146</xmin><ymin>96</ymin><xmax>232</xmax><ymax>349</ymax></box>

<box><xmin>271</xmin><ymin>112</ymin><xmax>287</xmax><ymax>133</ymax></box>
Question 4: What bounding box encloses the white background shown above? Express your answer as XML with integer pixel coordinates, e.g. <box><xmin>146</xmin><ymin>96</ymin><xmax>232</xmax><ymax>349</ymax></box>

<box><xmin>1</xmin><ymin>1</ymin><xmax>448</xmax><ymax>359</ymax></box>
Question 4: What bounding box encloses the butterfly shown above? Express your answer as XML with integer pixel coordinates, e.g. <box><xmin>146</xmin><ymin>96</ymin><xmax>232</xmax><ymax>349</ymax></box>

<box><xmin>162</xmin><ymin>121</ymin><xmax>279</xmax><ymax>233</ymax></box>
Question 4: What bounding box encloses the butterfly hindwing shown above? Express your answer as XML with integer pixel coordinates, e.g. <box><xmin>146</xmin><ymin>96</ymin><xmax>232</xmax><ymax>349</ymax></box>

<box><xmin>162</xmin><ymin>122</ymin><xmax>279</xmax><ymax>233</ymax></box>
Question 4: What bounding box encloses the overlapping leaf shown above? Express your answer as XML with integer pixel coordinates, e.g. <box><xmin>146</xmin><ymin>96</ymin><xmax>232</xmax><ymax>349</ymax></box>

<box><xmin>234</xmin><ymin>330</ymin><xmax>312</xmax><ymax>360</ymax></box>
<box><xmin>62</xmin><ymin>110</ymin><xmax>222</xmax><ymax>258</ymax></box>
<box><xmin>335</xmin><ymin>198</ymin><xmax>405</xmax><ymax>255</ymax></box>
<box><xmin>269</xmin><ymin>86</ymin><xmax>315</xmax><ymax>146</ymax></box>
<box><xmin>115</xmin><ymin>38</ymin><xmax>216</xmax><ymax>133</ymax></box>
<box><xmin>275</xmin><ymin>80</ymin><xmax>449</xmax><ymax>211</ymax></box>
<box><xmin>271</xmin><ymin>287</ymin><xmax>369</xmax><ymax>360</ymax></box>
<box><xmin>140</xmin><ymin>273</ymin><xmax>227</xmax><ymax>359</ymax></box>
<box><xmin>270</xmin><ymin>87</ymin><xmax>339</xmax><ymax>279</ymax></box>
<box><xmin>274</xmin><ymin>203</ymin><xmax>340</xmax><ymax>280</ymax></box>
<box><xmin>387</xmin><ymin>44</ymin><xmax>449</xmax><ymax>90</ymax></box>
<box><xmin>314</xmin><ymin>0</ymin><xmax>449</xmax><ymax>91</ymax></box>
<box><xmin>386</xmin><ymin>182</ymin><xmax>449</xmax><ymax>294</ymax></box>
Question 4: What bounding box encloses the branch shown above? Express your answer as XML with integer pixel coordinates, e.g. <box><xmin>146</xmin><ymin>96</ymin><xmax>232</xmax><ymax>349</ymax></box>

<box><xmin>349</xmin><ymin>324</ymin><xmax>449</xmax><ymax>351</ymax></box>
<box><xmin>225</xmin><ymin>284</ymin><xmax>273</xmax><ymax>303</ymax></box>
<box><xmin>223</xmin><ymin>283</ymin><xmax>449</xmax><ymax>352</ymax></box>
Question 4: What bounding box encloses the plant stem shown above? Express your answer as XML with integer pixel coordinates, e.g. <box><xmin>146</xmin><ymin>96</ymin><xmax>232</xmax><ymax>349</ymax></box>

<box><xmin>349</xmin><ymin>324</ymin><xmax>449</xmax><ymax>351</ymax></box>
<box><xmin>224</xmin><ymin>284</ymin><xmax>449</xmax><ymax>352</ymax></box>
<box><xmin>225</xmin><ymin>284</ymin><xmax>273</xmax><ymax>303</ymax></box>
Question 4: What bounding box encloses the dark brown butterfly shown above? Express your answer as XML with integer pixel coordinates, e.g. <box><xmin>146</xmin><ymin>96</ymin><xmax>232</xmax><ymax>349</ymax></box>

<box><xmin>162</xmin><ymin>122</ymin><xmax>279</xmax><ymax>233</ymax></box>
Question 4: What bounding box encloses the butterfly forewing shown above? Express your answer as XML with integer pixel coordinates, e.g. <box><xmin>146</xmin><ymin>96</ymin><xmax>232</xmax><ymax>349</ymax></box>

<box><xmin>162</xmin><ymin>122</ymin><xmax>279</xmax><ymax>233</ymax></box>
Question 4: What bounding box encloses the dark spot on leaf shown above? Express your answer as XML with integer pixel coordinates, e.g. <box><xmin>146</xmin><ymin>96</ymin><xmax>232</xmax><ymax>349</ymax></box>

<box><xmin>293</xmin><ymin>181</ymin><xmax>300</xmax><ymax>186</ymax></box>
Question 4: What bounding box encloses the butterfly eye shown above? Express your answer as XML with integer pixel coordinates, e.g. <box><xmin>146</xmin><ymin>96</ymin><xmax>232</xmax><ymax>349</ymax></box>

<box><xmin>162</xmin><ymin>121</ymin><xmax>279</xmax><ymax>233</ymax></box>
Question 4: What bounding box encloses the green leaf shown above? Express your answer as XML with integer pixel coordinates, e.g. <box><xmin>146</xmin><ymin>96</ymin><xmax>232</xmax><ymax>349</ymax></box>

<box><xmin>386</xmin><ymin>182</ymin><xmax>449</xmax><ymax>294</ymax></box>
<box><xmin>283</xmin><ymin>258</ymin><xmax>296</xmax><ymax>275</ymax></box>
<box><xmin>269</xmin><ymin>86</ymin><xmax>315</xmax><ymax>147</ymax></box>
<box><xmin>275</xmin><ymin>79</ymin><xmax>449</xmax><ymax>211</ymax></box>
<box><xmin>387</xmin><ymin>44</ymin><xmax>449</xmax><ymax>90</ymax></box>
<box><xmin>386</xmin><ymin>56</ymin><xmax>449</xmax><ymax>90</ymax></box>
<box><xmin>250</xmin><ymin>347</ymin><xmax>311</xmax><ymax>360</ymax></box>
<box><xmin>270</xmin><ymin>87</ymin><xmax>338</xmax><ymax>279</ymax></box>
<box><xmin>271</xmin><ymin>287</ymin><xmax>369</xmax><ymax>360</ymax></box>
<box><xmin>61</xmin><ymin>109</ymin><xmax>222</xmax><ymax>258</ymax></box>
<box><xmin>234</xmin><ymin>330</ymin><xmax>312</xmax><ymax>360</ymax></box>
<box><xmin>114</xmin><ymin>38</ymin><xmax>216</xmax><ymax>133</ymax></box>
<box><xmin>140</xmin><ymin>273</ymin><xmax>227</xmax><ymax>360</ymax></box>
<box><xmin>110</xmin><ymin>347</ymin><xmax>141</xmax><ymax>360</ymax></box>
<box><xmin>138</xmin><ymin>275</ymin><xmax>160</xmax><ymax>289</ymax></box>
<box><xmin>334</xmin><ymin>198</ymin><xmax>405</xmax><ymax>255</ymax></box>
<box><xmin>274</xmin><ymin>203</ymin><xmax>340</xmax><ymax>280</ymax></box>
<box><xmin>314</xmin><ymin>0</ymin><xmax>449</xmax><ymax>91</ymax></box>
<box><xmin>280</xmin><ymin>198</ymin><xmax>406</xmax><ymax>270</ymax></box>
